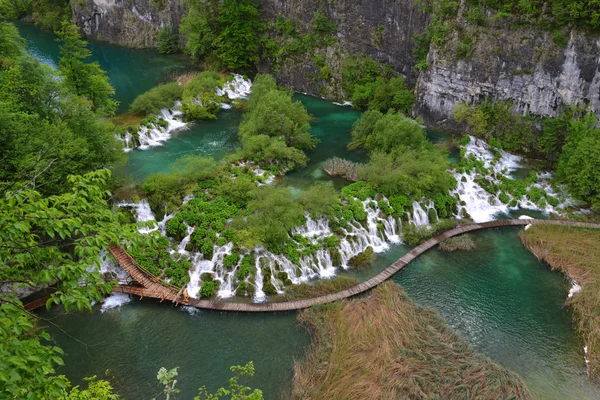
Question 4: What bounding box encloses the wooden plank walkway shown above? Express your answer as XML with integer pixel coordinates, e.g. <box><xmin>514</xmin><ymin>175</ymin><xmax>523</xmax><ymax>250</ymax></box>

<box><xmin>109</xmin><ymin>219</ymin><xmax>600</xmax><ymax>313</ymax></box>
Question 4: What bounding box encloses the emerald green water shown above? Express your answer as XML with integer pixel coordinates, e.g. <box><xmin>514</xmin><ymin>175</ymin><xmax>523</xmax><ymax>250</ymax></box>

<box><xmin>15</xmin><ymin>22</ymin><xmax>192</xmax><ymax>113</ymax></box>
<box><xmin>19</xmin><ymin>24</ymin><xmax>600</xmax><ymax>399</ymax></box>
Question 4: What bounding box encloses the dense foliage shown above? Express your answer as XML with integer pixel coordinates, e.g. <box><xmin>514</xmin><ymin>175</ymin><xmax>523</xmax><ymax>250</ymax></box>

<box><xmin>231</xmin><ymin>74</ymin><xmax>318</xmax><ymax>173</ymax></box>
<box><xmin>57</xmin><ymin>22</ymin><xmax>118</xmax><ymax>115</ymax></box>
<box><xmin>130</xmin><ymin>82</ymin><xmax>184</xmax><ymax>115</ymax></box>
<box><xmin>157</xmin><ymin>25</ymin><xmax>180</xmax><ymax>54</ymax></box>
<box><xmin>341</xmin><ymin>56</ymin><xmax>414</xmax><ymax>113</ymax></box>
<box><xmin>0</xmin><ymin>170</ymin><xmax>139</xmax><ymax>398</ymax></box>
<box><xmin>181</xmin><ymin>0</ymin><xmax>264</xmax><ymax>70</ymax></box>
<box><xmin>349</xmin><ymin>111</ymin><xmax>456</xmax><ymax>201</ymax></box>
<box><xmin>0</xmin><ymin>22</ymin><xmax>124</xmax><ymax>195</ymax></box>
<box><xmin>181</xmin><ymin>71</ymin><xmax>224</xmax><ymax>120</ymax></box>
<box><xmin>0</xmin><ymin>0</ymin><xmax>70</xmax><ymax>32</ymax></box>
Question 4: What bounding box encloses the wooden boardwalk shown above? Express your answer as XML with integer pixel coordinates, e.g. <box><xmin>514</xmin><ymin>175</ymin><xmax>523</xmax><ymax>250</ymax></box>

<box><xmin>109</xmin><ymin>219</ymin><xmax>600</xmax><ymax>313</ymax></box>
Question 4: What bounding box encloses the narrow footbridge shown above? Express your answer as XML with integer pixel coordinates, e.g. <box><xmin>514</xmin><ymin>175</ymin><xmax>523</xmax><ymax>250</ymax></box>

<box><xmin>109</xmin><ymin>219</ymin><xmax>600</xmax><ymax>313</ymax></box>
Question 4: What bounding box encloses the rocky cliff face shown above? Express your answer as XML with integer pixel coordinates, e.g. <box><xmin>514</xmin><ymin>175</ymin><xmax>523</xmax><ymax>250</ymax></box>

<box><xmin>70</xmin><ymin>0</ymin><xmax>600</xmax><ymax>123</ymax></box>
<box><xmin>71</xmin><ymin>0</ymin><xmax>185</xmax><ymax>48</ymax></box>
<box><xmin>417</xmin><ymin>25</ymin><xmax>600</xmax><ymax>126</ymax></box>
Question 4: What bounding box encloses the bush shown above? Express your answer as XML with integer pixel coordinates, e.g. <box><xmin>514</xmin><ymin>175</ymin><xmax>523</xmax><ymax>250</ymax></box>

<box><xmin>348</xmin><ymin>247</ymin><xmax>375</xmax><ymax>268</ymax></box>
<box><xmin>200</xmin><ymin>281</ymin><xmax>218</xmax><ymax>297</ymax></box>
<box><xmin>130</xmin><ymin>82</ymin><xmax>184</xmax><ymax>116</ymax></box>
<box><xmin>322</xmin><ymin>157</ymin><xmax>362</xmax><ymax>181</ymax></box>
<box><xmin>157</xmin><ymin>25</ymin><xmax>180</xmax><ymax>54</ymax></box>
<box><xmin>263</xmin><ymin>280</ymin><xmax>277</xmax><ymax>295</ymax></box>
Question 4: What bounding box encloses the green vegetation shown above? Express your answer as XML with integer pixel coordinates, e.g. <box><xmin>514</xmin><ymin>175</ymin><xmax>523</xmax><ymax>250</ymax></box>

<box><xmin>130</xmin><ymin>82</ymin><xmax>184</xmax><ymax>115</ymax></box>
<box><xmin>403</xmin><ymin>219</ymin><xmax>457</xmax><ymax>246</ymax></box>
<box><xmin>181</xmin><ymin>0</ymin><xmax>264</xmax><ymax>70</ymax></box>
<box><xmin>0</xmin><ymin>22</ymin><xmax>124</xmax><ymax>195</ymax></box>
<box><xmin>348</xmin><ymin>111</ymin><xmax>457</xmax><ymax>213</ymax></box>
<box><xmin>520</xmin><ymin>225</ymin><xmax>600</xmax><ymax>380</ymax></box>
<box><xmin>155</xmin><ymin>362</ymin><xmax>263</xmax><ymax>400</ymax></box>
<box><xmin>0</xmin><ymin>169</ymin><xmax>140</xmax><ymax>398</ymax></box>
<box><xmin>57</xmin><ymin>22</ymin><xmax>118</xmax><ymax>115</ymax></box>
<box><xmin>341</xmin><ymin>56</ymin><xmax>414</xmax><ymax>113</ymax></box>
<box><xmin>156</xmin><ymin>25</ymin><xmax>180</xmax><ymax>54</ymax></box>
<box><xmin>292</xmin><ymin>282</ymin><xmax>531</xmax><ymax>399</ymax></box>
<box><xmin>348</xmin><ymin>246</ymin><xmax>375</xmax><ymax>268</ymax></box>
<box><xmin>275</xmin><ymin>276</ymin><xmax>360</xmax><ymax>302</ymax></box>
<box><xmin>0</xmin><ymin>0</ymin><xmax>71</xmax><ymax>33</ymax></box>
<box><xmin>181</xmin><ymin>71</ymin><xmax>224</xmax><ymax>120</ymax></box>
<box><xmin>455</xmin><ymin>101</ymin><xmax>600</xmax><ymax>210</ymax></box>
<box><xmin>231</xmin><ymin>74</ymin><xmax>318</xmax><ymax>173</ymax></box>
<box><xmin>439</xmin><ymin>234</ymin><xmax>476</xmax><ymax>252</ymax></box>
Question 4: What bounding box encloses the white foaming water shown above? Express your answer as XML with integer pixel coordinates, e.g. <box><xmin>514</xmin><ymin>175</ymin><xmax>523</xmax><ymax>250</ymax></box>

<box><xmin>216</xmin><ymin>74</ymin><xmax>252</xmax><ymax>99</ymax></box>
<box><xmin>333</xmin><ymin>100</ymin><xmax>353</xmax><ymax>106</ymax></box>
<box><xmin>137</xmin><ymin>104</ymin><xmax>188</xmax><ymax>150</ymax></box>
<box><xmin>100</xmin><ymin>293</ymin><xmax>132</xmax><ymax>312</ymax></box>
<box><xmin>187</xmin><ymin>243</ymin><xmax>234</xmax><ymax>299</ymax></box>
<box><xmin>99</xmin><ymin>251</ymin><xmax>129</xmax><ymax>284</ymax></box>
<box><xmin>452</xmin><ymin>136</ymin><xmax>575</xmax><ymax>222</ymax></box>
<box><xmin>411</xmin><ymin>200</ymin><xmax>430</xmax><ymax>226</ymax></box>
<box><xmin>118</xmin><ymin>199</ymin><xmax>158</xmax><ymax>233</ymax></box>
<box><xmin>178</xmin><ymin>225</ymin><xmax>195</xmax><ymax>254</ymax></box>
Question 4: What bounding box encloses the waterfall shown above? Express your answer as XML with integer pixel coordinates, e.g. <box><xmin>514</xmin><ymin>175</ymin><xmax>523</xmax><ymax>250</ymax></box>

<box><xmin>452</xmin><ymin>136</ymin><xmax>577</xmax><ymax>222</ymax></box>
<box><xmin>98</xmin><ymin>251</ymin><xmax>129</xmax><ymax>284</ymax></box>
<box><xmin>158</xmin><ymin>212</ymin><xmax>175</xmax><ymax>236</ymax></box>
<box><xmin>118</xmin><ymin>199</ymin><xmax>158</xmax><ymax>233</ymax></box>
<box><xmin>137</xmin><ymin>103</ymin><xmax>188</xmax><ymax>150</ymax></box>
<box><xmin>411</xmin><ymin>201</ymin><xmax>429</xmax><ymax>226</ymax></box>
<box><xmin>178</xmin><ymin>225</ymin><xmax>195</xmax><ymax>254</ymax></box>
<box><xmin>253</xmin><ymin>255</ymin><xmax>266</xmax><ymax>302</ymax></box>
<box><xmin>123</xmin><ymin>131</ymin><xmax>133</xmax><ymax>153</ymax></box>
<box><xmin>216</xmin><ymin>74</ymin><xmax>252</xmax><ymax>99</ymax></box>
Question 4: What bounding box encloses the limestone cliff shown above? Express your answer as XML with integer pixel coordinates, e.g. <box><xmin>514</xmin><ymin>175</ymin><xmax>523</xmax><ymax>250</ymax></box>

<box><xmin>417</xmin><ymin>24</ymin><xmax>600</xmax><ymax>126</ymax></box>
<box><xmin>70</xmin><ymin>0</ymin><xmax>600</xmax><ymax>123</ymax></box>
<box><xmin>71</xmin><ymin>0</ymin><xmax>185</xmax><ymax>48</ymax></box>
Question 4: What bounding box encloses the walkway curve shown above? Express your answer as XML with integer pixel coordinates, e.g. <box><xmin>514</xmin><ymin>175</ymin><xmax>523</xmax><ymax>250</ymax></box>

<box><xmin>115</xmin><ymin>219</ymin><xmax>600</xmax><ymax>312</ymax></box>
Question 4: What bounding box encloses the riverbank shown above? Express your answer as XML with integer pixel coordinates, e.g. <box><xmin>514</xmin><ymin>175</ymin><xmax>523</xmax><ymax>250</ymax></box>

<box><xmin>520</xmin><ymin>225</ymin><xmax>600</xmax><ymax>381</ymax></box>
<box><xmin>291</xmin><ymin>281</ymin><xmax>531</xmax><ymax>399</ymax></box>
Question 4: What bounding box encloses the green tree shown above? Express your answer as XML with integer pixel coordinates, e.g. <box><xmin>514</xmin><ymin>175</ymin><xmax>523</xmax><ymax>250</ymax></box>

<box><xmin>238</xmin><ymin>187</ymin><xmax>304</xmax><ymax>251</ymax></box>
<box><xmin>215</xmin><ymin>0</ymin><xmax>263</xmax><ymax>69</ymax></box>
<box><xmin>157</xmin><ymin>25</ymin><xmax>180</xmax><ymax>54</ymax></box>
<box><xmin>57</xmin><ymin>22</ymin><xmax>117</xmax><ymax>115</ymax></box>
<box><xmin>181</xmin><ymin>0</ymin><xmax>263</xmax><ymax>70</ymax></box>
<box><xmin>299</xmin><ymin>182</ymin><xmax>340</xmax><ymax>218</ymax></box>
<box><xmin>0</xmin><ymin>170</ymin><xmax>139</xmax><ymax>398</ymax></box>
<box><xmin>130</xmin><ymin>82</ymin><xmax>184</xmax><ymax>116</ymax></box>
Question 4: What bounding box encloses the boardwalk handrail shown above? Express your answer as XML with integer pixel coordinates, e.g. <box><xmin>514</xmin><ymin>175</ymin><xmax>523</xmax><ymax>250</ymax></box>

<box><xmin>109</xmin><ymin>245</ymin><xmax>181</xmax><ymax>293</ymax></box>
<box><xmin>110</xmin><ymin>219</ymin><xmax>600</xmax><ymax>313</ymax></box>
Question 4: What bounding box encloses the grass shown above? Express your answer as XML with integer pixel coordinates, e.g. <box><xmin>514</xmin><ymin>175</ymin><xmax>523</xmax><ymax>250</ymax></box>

<box><xmin>520</xmin><ymin>224</ymin><xmax>600</xmax><ymax>381</ymax></box>
<box><xmin>439</xmin><ymin>234</ymin><xmax>476</xmax><ymax>252</ymax></box>
<box><xmin>273</xmin><ymin>276</ymin><xmax>359</xmax><ymax>302</ymax></box>
<box><xmin>292</xmin><ymin>282</ymin><xmax>531</xmax><ymax>399</ymax></box>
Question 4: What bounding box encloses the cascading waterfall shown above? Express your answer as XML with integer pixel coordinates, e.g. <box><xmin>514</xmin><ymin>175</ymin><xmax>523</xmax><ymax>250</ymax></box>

<box><xmin>178</xmin><ymin>225</ymin><xmax>195</xmax><ymax>254</ymax></box>
<box><xmin>137</xmin><ymin>104</ymin><xmax>188</xmax><ymax>150</ymax></box>
<box><xmin>118</xmin><ymin>199</ymin><xmax>158</xmax><ymax>233</ymax></box>
<box><xmin>118</xmin><ymin>75</ymin><xmax>253</xmax><ymax>151</ymax></box>
<box><xmin>216</xmin><ymin>74</ymin><xmax>252</xmax><ymax>99</ymax></box>
<box><xmin>453</xmin><ymin>136</ymin><xmax>576</xmax><ymax>222</ymax></box>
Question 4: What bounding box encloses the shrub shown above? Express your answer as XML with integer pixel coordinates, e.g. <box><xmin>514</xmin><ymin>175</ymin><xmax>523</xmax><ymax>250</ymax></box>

<box><xmin>322</xmin><ymin>157</ymin><xmax>362</xmax><ymax>181</ymax></box>
<box><xmin>348</xmin><ymin>247</ymin><xmax>375</xmax><ymax>268</ymax></box>
<box><xmin>130</xmin><ymin>82</ymin><xmax>184</xmax><ymax>116</ymax></box>
<box><xmin>200</xmin><ymin>281</ymin><xmax>218</xmax><ymax>297</ymax></box>
<box><xmin>157</xmin><ymin>25</ymin><xmax>180</xmax><ymax>54</ymax></box>
<box><xmin>263</xmin><ymin>280</ymin><xmax>277</xmax><ymax>295</ymax></box>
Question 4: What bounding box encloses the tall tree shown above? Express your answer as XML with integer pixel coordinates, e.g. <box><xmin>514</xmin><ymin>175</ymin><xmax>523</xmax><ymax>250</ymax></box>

<box><xmin>57</xmin><ymin>22</ymin><xmax>117</xmax><ymax>115</ymax></box>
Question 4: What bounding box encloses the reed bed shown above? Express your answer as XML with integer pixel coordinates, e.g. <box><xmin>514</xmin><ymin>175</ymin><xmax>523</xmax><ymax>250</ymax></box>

<box><xmin>292</xmin><ymin>282</ymin><xmax>531</xmax><ymax>399</ymax></box>
<box><xmin>520</xmin><ymin>224</ymin><xmax>600</xmax><ymax>381</ymax></box>
<box><xmin>439</xmin><ymin>234</ymin><xmax>477</xmax><ymax>252</ymax></box>
<box><xmin>273</xmin><ymin>276</ymin><xmax>360</xmax><ymax>302</ymax></box>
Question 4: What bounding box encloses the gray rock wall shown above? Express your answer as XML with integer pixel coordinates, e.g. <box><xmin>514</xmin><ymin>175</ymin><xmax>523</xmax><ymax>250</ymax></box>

<box><xmin>417</xmin><ymin>26</ymin><xmax>600</xmax><ymax>126</ymax></box>
<box><xmin>71</xmin><ymin>0</ymin><xmax>185</xmax><ymax>48</ymax></box>
<box><xmin>70</xmin><ymin>0</ymin><xmax>600</xmax><ymax>123</ymax></box>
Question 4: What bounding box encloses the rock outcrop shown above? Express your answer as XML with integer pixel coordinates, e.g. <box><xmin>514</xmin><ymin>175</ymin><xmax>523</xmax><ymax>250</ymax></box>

<box><xmin>71</xmin><ymin>0</ymin><xmax>185</xmax><ymax>48</ymax></box>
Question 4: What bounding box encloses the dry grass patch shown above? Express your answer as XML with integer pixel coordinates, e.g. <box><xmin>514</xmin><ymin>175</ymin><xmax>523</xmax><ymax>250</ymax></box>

<box><xmin>439</xmin><ymin>234</ymin><xmax>476</xmax><ymax>252</ymax></box>
<box><xmin>273</xmin><ymin>276</ymin><xmax>359</xmax><ymax>302</ymax></box>
<box><xmin>292</xmin><ymin>282</ymin><xmax>531</xmax><ymax>400</ymax></box>
<box><xmin>520</xmin><ymin>224</ymin><xmax>600</xmax><ymax>380</ymax></box>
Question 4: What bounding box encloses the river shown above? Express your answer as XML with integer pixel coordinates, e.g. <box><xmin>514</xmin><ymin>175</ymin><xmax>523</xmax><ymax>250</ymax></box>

<box><xmin>18</xmin><ymin>22</ymin><xmax>599</xmax><ymax>399</ymax></box>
